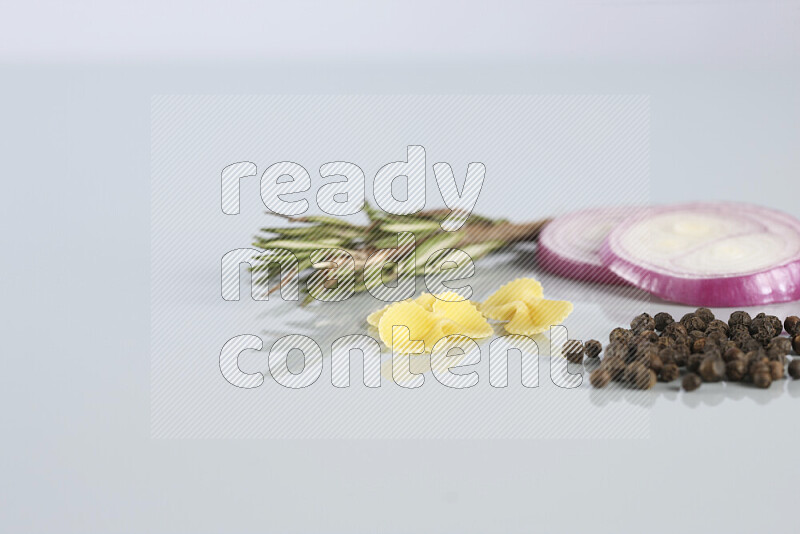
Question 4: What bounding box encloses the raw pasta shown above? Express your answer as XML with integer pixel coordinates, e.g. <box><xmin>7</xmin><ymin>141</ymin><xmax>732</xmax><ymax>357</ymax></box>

<box><xmin>480</xmin><ymin>278</ymin><xmax>573</xmax><ymax>336</ymax></box>
<box><xmin>367</xmin><ymin>293</ymin><xmax>437</xmax><ymax>327</ymax></box>
<box><xmin>375</xmin><ymin>292</ymin><xmax>493</xmax><ymax>352</ymax></box>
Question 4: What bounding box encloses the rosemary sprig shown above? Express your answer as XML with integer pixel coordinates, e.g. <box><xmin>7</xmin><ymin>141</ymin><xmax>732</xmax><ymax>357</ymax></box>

<box><xmin>253</xmin><ymin>205</ymin><xmax>550</xmax><ymax>301</ymax></box>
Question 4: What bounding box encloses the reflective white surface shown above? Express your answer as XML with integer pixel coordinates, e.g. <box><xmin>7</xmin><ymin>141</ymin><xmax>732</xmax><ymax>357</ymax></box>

<box><xmin>1</xmin><ymin>59</ymin><xmax>799</xmax><ymax>533</ymax></box>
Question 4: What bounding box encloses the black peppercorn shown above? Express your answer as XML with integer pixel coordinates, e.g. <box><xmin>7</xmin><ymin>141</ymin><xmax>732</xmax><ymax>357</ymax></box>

<box><xmin>729</xmin><ymin>324</ymin><xmax>751</xmax><ymax>339</ymax></box>
<box><xmin>660</xmin><ymin>363</ymin><xmax>680</xmax><ymax>382</ymax></box>
<box><xmin>683</xmin><ymin>315</ymin><xmax>707</xmax><ymax>333</ymax></box>
<box><xmin>640</xmin><ymin>330</ymin><xmax>660</xmax><ymax>344</ymax></box>
<box><xmin>654</xmin><ymin>312</ymin><xmax>674</xmax><ymax>332</ymax></box>
<box><xmin>751</xmin><ymin>313</ymin><xmax>783</xmax><ymax>334</ymax></box>
<box><xmin>609</xmin><ymin>327</ymin><xmax>633</xmax><ymax>345</ymax></box>
<box><xmin>741</xmin><ymin>338</ymin><xmax>762</xmax><ymax>353</ymax></box>
<box><xmin>601</xmin><ymin>356</ymin><xmax>626</xmax><ymax>379</ymax></box>
<box><xmin>564</xmin><ymin>340</ymin><xmax>584</xmax><ymax>364</ymax></box>
<box><xmin>630</xmin><ymin>334</ymin><xmax>658</xmax><ymax>357</ymax></box>
<box><xmin>726</xmin><ymin>360</ymin><xmax>747</xmax><ymax>382</ymax></box>
<box><xmin>753</xmin><ymin>371</ymin><xmax>772</xmax><ymax>389</ymax></box>
<box><xmin>743</xmin><ymin>349</ymin><xmax>764</xmax><ymax>362</ymax></box>
<box><xmin>649</xmin><ymin>353</ymin><xmax>664</xmax><ymax>374</ymax></box>
<box><xmin>584</xmin><ymin>339</ymin><xmax>602</xmax><ymax>359</ymax></box>
<box><xmin>749</xmin><ymin>317</ymin><xmax>777</xmax><ymax>345</ymax></box>
<box><xmin>767</xmin><ymin>315</ymin><xmax>783</xmax><ymax>335</ymax></box>
<box><xmin>629</xmin><ymin>364</ymin><xmax>656</xmax><ymax>390</ymax></box>
<box><xmin>750</xmin><ymin>312</ymin><xmax>783</xmax><ymax>334</ymax></box>
<box><xmin>789</xmin><ymin>359</ymin><xmax>800</xmax><ymax>379</ymax></box>
<box><xmin>687</xmin><ymin>353</ymin><xmax>705</xmax><ymax>373</ymax></box>
<box><xmin>706</xmin><ymin>330</ymin><xmax>727</xmax><ymax>346</ymax></box>
<box><xmin>730</xmin><ymin>334</ymin><xmax>751</xmax><ymax>349</ymax></box>
<box><xmin>728</xmin><ymin>311</ymin><xmax>752</xmax><ymax>329</ymax></box>
<box><xmin>631</xmin><ymin>313</ymin><xmax>655</xmax><ymax>335</ymax></box>
<box><xmin>728</xmin><ymin>338</ymin><xmax>744</xmax><ymax>350</ymax></box>
<box><xmin>605</xmin><ymin>341</ymin><xmax>628</xmax><ymax>361</ymax></box>
<box><xmin>601</xmin><ymin>310</ymin><xmax>800</xmax><ymax>394</ymax></box>
<box><xmin>692</xmin><ymin>338</ymin><xmax>707</xmax><ymax>354</ymax></box>
<box><xmin>702</xmin><ymin>347</ymin><xmax>722</xmax><ymax>362</ymax></box>
<box><xmin>658</xmin><ymin>347</ymin><xmax>677</xmax><ymax>366</ymax></box>
<box><xmin>768</xmin><ymin>360</ymin><xmax>784</xmax><ymax>380</ymax></box>
<box><xmin>766</xmin><ymin>337</ymin><xmax>792</xmax><ymax>359</ymax></box>
<box><xmin>722</xmin><ymin>346</ymin><xmax>745</xmax><ymax>363</ymax></box>
<box><xmin>768</xmin><ymin>354</ymin><xmax>787</xmax><ymax>367</ymax></box>
<box><xmin>633</xmin><ymin>336</ymin><xmax>653</xmax><ymax>352</ymax></box>
<box><xmin>590</xmin><ymin>368</ymin><xmax>612</xmax><ymax>388</ymax></box>
<box><xmin>647</xmin><ymin>369</ymin><xmax>658</xmax><ymax>389</ymax></box>
<box><xmin>664</xmin><ymin>322</ymin><xmax>688</xmax><ymax>339</ymax></box>
<box><xmin>624</xmin><ymin>362</ymin><xmax>647</xmax><ymax>387</ymax></box>
<box><xmin>657</xmin><ymin>336</ymin><xmax>676</xmax><ymax>349</ymax></box>
<box><xmin>784</xmin><ymin>316</ymin><xmax>800</xmax><ymax>337</ymax></box>
<box><xmin>748</xmin><ymin>358</ymin><xmax>769</xmax><ymax>377</ymax></box>
<box><xmin>688</xmin><ymin>330</ymin><xmax>706</xmax><ymax>342</ymax></box>
<box><xmin>682</xmin><ymin>373</ymin><xmax>702</xmax><ymax>392</ymax></box>
<box><xmin>695</xmin><ymin>307</ymin><xmax>715</xmax><ymax>323</ymax></box>
<box><xmin>672</xmin><ymin>344</ymin><xmax>690</xmax><ymax>367</ymax></box>
<box><xmin>699</xmin><ymin>357</ymin><xmax>725</xmax><ymax>382</ymax></box>
<box><xmin>705</xmin><ymin>319</ymin><xmax>728</xmax><ymax>335</ymax></box>
<box><xmin>627</xmin><ymin>342</ymin><xmax>651</xmax><ymax>363</ymax></box>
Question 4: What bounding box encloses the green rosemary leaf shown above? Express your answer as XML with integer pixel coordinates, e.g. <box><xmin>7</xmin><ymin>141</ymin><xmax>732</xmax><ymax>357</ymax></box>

<box><xmin>254</xmin><ymin>239</ymin><xmax>340</xmax><ymax>250</ymax></box>
<box><xmin>459</xmin><ymin>241</ymin><xmax>507</xmax><ymax>259</ymax></box>
<box><xmin>380</xmin><ymin>221</ymin><xmax>441</xmax><ymax>233</ymax></box>
<box><xmin>258</xmin><ymin>226</ymin><xmax>355</xmax><ymax>239</ymax></box>
<box><xmin>415</xmin><ymin>233</ymin><xmax>463</xmax><ymax>264</ymax></box>
<box><xmin>363</xmin><ymin>202</ymin><xmax>384</xmax><ymax>222</ymax></box>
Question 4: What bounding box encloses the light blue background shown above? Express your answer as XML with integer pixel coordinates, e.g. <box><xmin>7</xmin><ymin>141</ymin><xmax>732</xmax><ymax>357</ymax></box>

<box><xmin>2</xmin><ymin>1</ymin><xmax>800</xmax><ymax>532</ymax></box>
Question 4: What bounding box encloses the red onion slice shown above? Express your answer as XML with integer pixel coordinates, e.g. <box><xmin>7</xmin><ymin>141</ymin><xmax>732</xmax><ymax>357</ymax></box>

<box><xmin>538</xmin><ymin>206</ymin><xmax>638</xmax><ymax>284</ymax></box>
<box><xmin>600</xmin><ymin>203</ymin><xmax>800</xmax><ymax>306</ymax></box>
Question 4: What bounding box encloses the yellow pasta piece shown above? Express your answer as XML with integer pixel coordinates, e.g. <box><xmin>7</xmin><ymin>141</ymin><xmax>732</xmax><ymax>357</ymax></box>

<box><xmin>376</xmin><ymin>292</ymin><xmax>492</xmax><ymax>352</ymax></box>
<box><xmin>504</xmin><ymin>298</ymin><xmax>573</xmax><ymax>336</ymax></box>
<box><xmin>366</xmin><ymin>293</ymin><xmax>437</xmax><ymax>327</ymax></box>
<box><xmin>367</xmin><ymin>292</ymin><xmax>477</xmax><ymax>327</ymax></box>
<box><xmin>480</xmin><ymin>278</ymin><xmax>543</xmax><ymax>320</ymax></box>
<box><xmin>480</xmin><ymin>278</ymin><xmax>573</xmax><ymax>336</ymax></box>
<box><xmin>432</xmin><ymin>292</ymin><xmax>494</xmax><ymax>339</ymax></box>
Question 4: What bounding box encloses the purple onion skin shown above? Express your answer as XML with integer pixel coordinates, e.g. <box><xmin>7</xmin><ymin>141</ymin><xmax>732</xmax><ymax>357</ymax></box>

<box><xmin>599</xmin><ymin>240</ymin><xmax>800</xmax><ymax>307</ymax></box>
<box><xmin>538</xmin><ymin>241</ymin><xmax>627</xmax><ymax>285</ymax></box>
<box><xmin>537</xmin><ymin>205</ymin><xmax>640</xmax><ymax>285</ymax></box>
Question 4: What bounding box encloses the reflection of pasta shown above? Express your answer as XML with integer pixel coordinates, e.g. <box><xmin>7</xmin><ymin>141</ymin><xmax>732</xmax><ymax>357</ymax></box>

<box><xmin>479</xmin><ymin>278</ymin><xmax>573</xmax><ymax>336</ymax></box>
<box><xmin>374</xmin><ymin>292</ymin><xmax>493</xmax><ymax>353</ymax></box>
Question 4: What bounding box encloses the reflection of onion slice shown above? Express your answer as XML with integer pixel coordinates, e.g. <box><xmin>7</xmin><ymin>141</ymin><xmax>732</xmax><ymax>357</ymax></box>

<box><xmin>538</xmin><ymin>206</ymin><xmax>639</xmax><ymax>284</ymax></box>
<box><xmin>600</xmin><ymin>203</ymin><xmax>800</xmax><ymax>306</ymax></box>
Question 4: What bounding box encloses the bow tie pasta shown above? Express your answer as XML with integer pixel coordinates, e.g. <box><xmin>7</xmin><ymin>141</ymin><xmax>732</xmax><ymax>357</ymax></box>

<box><xmin>366</xmin><ymin>292</ymin><xmax>438</xmax><ymax>327</ymax></box>
<box><xmin>480</xmin><ymin>278</ymin><xmax>573</xmax><ymax>336</ymax></box>
<box><xmin>375</xmin><ymin>292</ymin><xmax>493</xmax><ymax>352</ymax></box>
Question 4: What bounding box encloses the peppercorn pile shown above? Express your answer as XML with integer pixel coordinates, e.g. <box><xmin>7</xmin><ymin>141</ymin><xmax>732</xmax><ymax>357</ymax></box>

<box><xmin>576</xmin><ymin>310</ymin><xmax>800</xmax><ymax>392</ymax></box>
